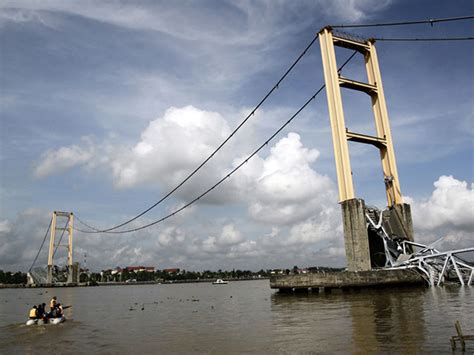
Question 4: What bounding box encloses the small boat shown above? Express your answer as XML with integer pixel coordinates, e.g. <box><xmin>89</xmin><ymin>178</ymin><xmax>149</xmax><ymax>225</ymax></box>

<box><xmin>26</xmin><ymin>316</ymin><xmax>66</xmax><ymax>326</ymax></box>
<box><xmin>212</xmin><ymin>279</ymin><xmax>228</xmax><ymax>285</ymax></box>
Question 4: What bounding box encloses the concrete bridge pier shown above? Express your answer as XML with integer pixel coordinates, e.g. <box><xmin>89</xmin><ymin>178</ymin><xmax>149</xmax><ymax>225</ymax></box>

<box><xmin>341</xmin><ymin>198</ymin><xmax>415</xmax><ymax>272</ymax></box>
<box><xmin>341</xmin><ymin>198</ymin><xmax>371</xmax><ymax>272</ymax></box>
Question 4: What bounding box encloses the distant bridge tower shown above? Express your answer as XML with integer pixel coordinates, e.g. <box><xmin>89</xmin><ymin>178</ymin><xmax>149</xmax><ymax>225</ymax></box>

<box><xmin>46</xmin><ymin>211</ymin><xmax>75</xmax><ymax>284</ymax></box>
<box><xmin>319</xmin><ymin>27</ymin><xmax>414</xmax><ymax>271</ymax></box>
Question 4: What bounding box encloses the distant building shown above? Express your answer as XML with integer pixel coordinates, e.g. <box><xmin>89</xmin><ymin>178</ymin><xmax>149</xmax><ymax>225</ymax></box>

<box><xmin>163</xmin><ymin>268</ymin><xmax>180</xmax><ymax>274</ymax></box>
<box><xmin>111</xmin><ymin>267</ymin><xmax>122</xmax><ymax>275</ymax></box>
<box><xmin>103</xmin><ymin>266</ymin><xmax>155</xmax><ymax>275</ymax></box>
<box><xmin>125</xmin><ymin>266</ymin><xmax>155</xmax><ymax>273</ymax></box>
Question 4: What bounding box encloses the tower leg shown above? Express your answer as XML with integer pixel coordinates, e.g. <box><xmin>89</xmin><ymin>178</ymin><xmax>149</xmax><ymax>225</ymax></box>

<box><xmin>341</xmin><ymin>198</ymin><xmax>372</xmax><ymax>271</ymax></box>
<box><xmin>66</xmin><ymin>213</ymin><xmax>74</xmax><ymax>284</ymax></box>
<box><xmin>46</xmin><ymin>212</ymin><xmax>57</xmax><ymax>284</ymax></box>
<box><xmin>67</xmin><ymin>266</ymin><xmax>73</xmax><ymax>283</ymax></box>
<box><xmin>47</xmin><ymin>265</ymin><xmax>53</xmax><ymax>284</ymax></box>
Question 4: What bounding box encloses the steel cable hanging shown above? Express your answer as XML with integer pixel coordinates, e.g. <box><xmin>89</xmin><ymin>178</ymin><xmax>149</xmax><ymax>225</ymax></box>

<box><xmin>75</xmin><ymin>33</ymin><xmax>321</xmax><ymax>233</ymax></box>
<box><xmin>73</xmin><ymin>51</ymin><xmax>358</xmax><ymax>235</ymax></box>
<box><xmin>332</xmin><ymin>15</ymin><xmax>474</xmax><ymax>28</ymax></box>
<box><xmin>28</xmin><ymin>217</ymin><xmax>52</xmax><ymax>272</ymax></box>
<box><xmin>75</xmin><ymin>215</ymin><xmax>98</xmax><ymax>232</ymax></box>
<box><xmin>373</xmin><ymin>36</ymin><xmax>474</xmax><ymax>42</ymax></box>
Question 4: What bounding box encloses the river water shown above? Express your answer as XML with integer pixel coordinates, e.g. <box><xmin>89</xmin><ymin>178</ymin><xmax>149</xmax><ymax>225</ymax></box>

<box><xmin>0</xmin><ymin>280</ymin><xmax>472</xmax><ymax>353</ymax></box>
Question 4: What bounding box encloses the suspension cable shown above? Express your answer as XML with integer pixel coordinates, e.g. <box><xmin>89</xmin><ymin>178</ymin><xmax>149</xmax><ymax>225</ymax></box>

<box><xmin>73</xmin><ymin>51</ymin><xmax>358</xmax><ymax>235</ymax></box>
<box><xmin>332</xmin><ymin>15</ymin><xmax>474</xmax><ymax>28</ymax></box>
<box><xmin>75</xmin><ymin>33</ymin><xmax>321</xmax><ymax>233</ymax></box>
<box><xmin>373</xmin><ymin>36</ymin><xmax>474</xmax><ymax>42</ymax></box>
<box><xmin>28</xmin><ymin>217</ymin><xmax>52</xmax><ymax>272</ymax></box>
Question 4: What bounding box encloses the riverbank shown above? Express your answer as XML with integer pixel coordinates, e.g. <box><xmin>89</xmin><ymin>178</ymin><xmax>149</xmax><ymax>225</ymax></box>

<box><xmin>0</xmin><ymin>277</ymin><xmax>269</xmax><ymax>288</ymax></box>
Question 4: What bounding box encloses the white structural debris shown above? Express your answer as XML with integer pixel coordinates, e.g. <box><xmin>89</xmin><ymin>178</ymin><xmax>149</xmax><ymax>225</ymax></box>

<box><xmin>366</xmin><ymin>209</ymin><xmax>473</xmax><ymax>287</ymax></box>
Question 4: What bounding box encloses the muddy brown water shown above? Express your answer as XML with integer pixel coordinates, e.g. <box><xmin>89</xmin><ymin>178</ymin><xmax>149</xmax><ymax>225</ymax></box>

<box><xmin>0</xmin><ymin>280</ymin><xmax>472</xmax><ymax>353</ymax></box>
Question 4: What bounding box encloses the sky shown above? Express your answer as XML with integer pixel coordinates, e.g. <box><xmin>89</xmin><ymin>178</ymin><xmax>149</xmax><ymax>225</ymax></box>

<box><xmin>0</xmin><ymin>0</ymin><xmax>473</xmax><ymax>272</ymax></box>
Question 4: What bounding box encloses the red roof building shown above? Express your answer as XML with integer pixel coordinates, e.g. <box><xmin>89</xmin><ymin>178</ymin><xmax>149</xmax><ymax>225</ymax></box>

<box><xmin>125</xmin><ymin>266</ymin><xmax>155</xmax><ymax>273</ymax></box>
<box><xmin>163</xmin><ymin>268</ymin><xmax>180</xmax><ymax>274</ymax></box>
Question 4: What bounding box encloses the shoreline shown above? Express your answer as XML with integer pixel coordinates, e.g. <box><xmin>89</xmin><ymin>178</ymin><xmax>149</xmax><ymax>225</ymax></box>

<box><xmin>0</xmin><ymin>277</ymin><xmax>269</xmax><ymax>289</ymax></box>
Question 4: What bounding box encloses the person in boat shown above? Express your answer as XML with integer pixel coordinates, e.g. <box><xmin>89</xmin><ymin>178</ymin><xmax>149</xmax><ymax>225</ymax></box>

<box><xmin>55</xmin><ymin>303</ymin><xmax>64</xmax><ymax>318</ymax></box>
<box><xmin>28</xmin><ymin>305</ymin><xmax>38</xmax><ymax>320</ymax></box>
<box><xmin>49</xmin><ymin>296</ymin><xmax>57</xmax><ymax>312</ymax></box>
<box><xmin>50</xmin><ymin>303</ymin><xmax>63</xmax><ymax>318</ymax></box>
<box><xmin>37</xmin><ymin>303</ymin><xmax>46</xmax><ymax>318</ymax></box>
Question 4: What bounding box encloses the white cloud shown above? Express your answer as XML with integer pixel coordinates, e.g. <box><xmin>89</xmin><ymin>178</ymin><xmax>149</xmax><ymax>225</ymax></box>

<box><xmin>0</xmin><ymin>7</ymin><xmax>52</xmax><ymax>27</ymax></box>
<box><xmin>34</xmin><ymin>138</ymin><xmax>95</xmax><ymax>178</ymax></box>
<box><xmin>0</xmin><ymin>210</ymin><xmax>51</xmax><ymax>270</ymax></box>
<box><xmin>0</xmin><ymin>1</ymin><xmax>288</xmax><ymax>45</ymax></box>
<box><xmin>217</xmin><ymin>224</ymin><xmax>244</xmax><ymax>246</ymax></box>
<box><xmin>32</xmin><ymin>106</ymin><xmax>239</xmax><ymax>204</ymax></box>
<box><xmin>157</xmin><ymin>227</ymin><xmax>187</xmax><ymax>247</ymax></box>
<box><xmin>235</xmin><ymin>132</ymin><xmax>338</xmax><ymax>225</ymax></box>
<box><xmin>0</xmin><ymin>1</ymin><xmax>390</xmax><ymax>41</ymax></box>
<box><xmin>110</xmin><ymin>105</ymin><xmax>233</xmax><ymax>195</ymax></box>
<box><xmin>411</xmin><ymin>175</ymin><xmax>474</xmax><ymax>232</ymax></box>
<box><xmin>286</xmin><ymin>207</ymin><xmax>342</xmax><ymax>245</ymax></box>
<box><xmin>409</xmin><ymin>176</ymin><xmax>474</xmax><ymax>249</ymax></box>
<box><xmin>0</xmin><ymin>220</ymin><xmax>11</xmax><ymax>233</ymax></box>
<box><xmin>202</xmin><ymin>224</ymin><xmax>244</xmax><ymax>253</ymax></box>
<box><xmin>323</xmin><ymin>0</ymin><xmax>393</xmax><ymax>22</ymax></box>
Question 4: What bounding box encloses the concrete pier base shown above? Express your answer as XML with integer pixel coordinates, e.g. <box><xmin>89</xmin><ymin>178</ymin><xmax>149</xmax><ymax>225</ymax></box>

<box><xmin>46</xmin><ymin>265</ymin><xmax>53</xmax><ymax>284</ymax></box>
<box><xmin>270</xmin><ymin>269</ymin><xmax>425</xmax><ymax>291</ymax></box>
<box><xmin>341</xmin><ymin>199</ymin><xmax>371</xmax><ymax>271</ymax></box>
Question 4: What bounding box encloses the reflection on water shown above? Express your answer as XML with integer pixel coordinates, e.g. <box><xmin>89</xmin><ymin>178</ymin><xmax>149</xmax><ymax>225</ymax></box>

<box><xmin>0</xmin><ymin>281</ymin><xmax>472</xmax><ymax>353</ymax></box>
<box><xmin>350</xmin><ymin>288</ymin><xmax>425</xmax><ymax>353</ymax></box>
<box><xmin>270</xmin><ymin>285</ymin><xmax>472</xmax><ymax>353</ymax></box>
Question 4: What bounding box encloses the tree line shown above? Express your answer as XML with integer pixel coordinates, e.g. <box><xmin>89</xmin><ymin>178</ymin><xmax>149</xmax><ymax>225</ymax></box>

<box><xmin>1</xmin><ymin>266</ymin><xmax>344</xmax><ymax>284</ymax></box>
<box><xmin>0</xmin><ymin>270</ymin><xmax>27</xmax><ymax>284</ymax></box>
<box><xmin>86</xmin><ymin>269</ymin><xmax>269</xmax><ymax>283</ymax></box>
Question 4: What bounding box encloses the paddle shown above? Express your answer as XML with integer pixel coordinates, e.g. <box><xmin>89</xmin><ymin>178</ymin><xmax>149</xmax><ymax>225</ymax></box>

<box><xmin>62</xmin><ymin>305</ymin><xmax>72</xmax><ymax>309</ymax></box>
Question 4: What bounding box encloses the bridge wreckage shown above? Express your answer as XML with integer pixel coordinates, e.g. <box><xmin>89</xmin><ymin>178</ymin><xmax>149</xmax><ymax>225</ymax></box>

<box><xmin>366</xmin><ymin>206</ymin><xmax>473</xmax><ymax>287</ymax></box>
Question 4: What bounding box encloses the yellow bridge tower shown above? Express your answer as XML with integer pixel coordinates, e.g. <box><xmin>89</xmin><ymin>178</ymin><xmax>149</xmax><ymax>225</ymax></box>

<box><xmin>319</xmin><ymin>27</ymin><xmax>414</xmax><ymax>271</ymax></box>
<box><xmin>46</xmin><ymin>211</ymin><xmax>76</xmax><ymax>284</ymax></box>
